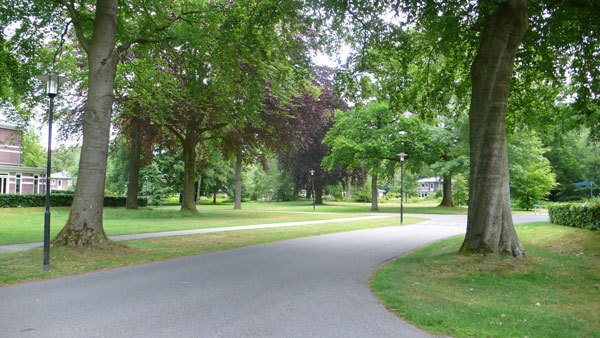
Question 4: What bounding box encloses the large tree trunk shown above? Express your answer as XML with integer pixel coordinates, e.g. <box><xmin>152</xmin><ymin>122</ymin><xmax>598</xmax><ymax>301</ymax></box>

<box><xmin>181</xmin><ymin>138</ymin><xmax>198</xmax><ymax>212</ymax></box>
<box><xmin>234</xmin><ymin>151</ymin><xmax>242</xmax><ymax>209</ymax></box>
<box><xmin>459</xmin><ymin>0</ymin><xmax>528</xmax><ymax>257</ymax></box>
<box><xmin>439</xmin><ymin>174</ymin><xmax>454</xmax><ymax>207</ymax></box>
<box><xmin>315</xmin><ymin>184</ymin><xmax>323</xmax><ymax>205</ymax></box>
<box><xmin>52</xmin><ymin>0</ymin><xmax>118</xmax><ymax>247</ymax></box>
<box><xmin>370</xmin><ymin>174</ymin><xmax>379</xmax><ymax>211</ymax></box>
<box><xmin>125</xmin><ymin>125</ymin><xmax>141</xmax><ymax>209</ymax></box>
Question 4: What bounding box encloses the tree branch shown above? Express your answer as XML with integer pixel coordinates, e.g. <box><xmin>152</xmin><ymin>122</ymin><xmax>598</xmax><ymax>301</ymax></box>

<box><xmin>56</xmin><ymin>0</ymin><xmax>90</xmax><ymax>54</ymax></box>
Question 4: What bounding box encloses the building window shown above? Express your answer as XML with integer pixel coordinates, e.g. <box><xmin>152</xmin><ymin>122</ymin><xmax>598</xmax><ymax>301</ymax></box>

<box><xmin>0</xmin><ymin>174</ymin><xmax>7</xmax><ymax>194</ymax></box>
<box><xmin>16</xmin><ymin>174</ymin><xmax>21</xmax><ymax>194</ymax></box>
<box><xmin>52</xmin><ymin>179</ymin><xmax>55</xmax><ymax>184</ymax></box>
<box><xmin>34</xmin><ymin>175</ymin><xmax>39</xmax><ymax>194</ymax></box>
<box><xmin>430</xmin><ymin>183</ymin><xmax>434</xmax><ymax>189</ymax></box>
<box><xmin>58</xmin><ymin>180</ymin><xmax>62</xmax><ymax>187</ymax></box>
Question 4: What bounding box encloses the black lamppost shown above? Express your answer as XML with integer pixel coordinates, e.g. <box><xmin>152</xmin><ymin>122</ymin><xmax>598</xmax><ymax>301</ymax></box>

<box><xmin>309</xmin><ymin>170</ymin><xmax>315</xmax><ymax>212</ymax></box>
<box><xmin>397</xmin><ymin>153</ymin><xmax>407</xmax><ymax>224</ymax></box>
<box><xmin>37</xmin><ymin>73</ymin><xmax>66</xmax><ymax>271</ymax></box>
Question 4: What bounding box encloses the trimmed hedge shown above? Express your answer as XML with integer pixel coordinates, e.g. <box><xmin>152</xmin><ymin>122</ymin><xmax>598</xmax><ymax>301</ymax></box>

<box><xmin>548</xmin><ymin>199</ymin><xmax>600</xmax><ymax>231</ymax></box>
<box><xmin>0</xmin><ymin>193</ymin><xmax>147</xmax><ymax>208</ymax></box>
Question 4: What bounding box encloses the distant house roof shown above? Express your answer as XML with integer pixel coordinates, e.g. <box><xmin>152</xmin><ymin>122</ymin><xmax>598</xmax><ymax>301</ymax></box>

<box><xmin>416</xmin><ymin>177</ymin><xmax>442</xmax><ymax>183</ymax></box>
<box><xmin>51</xmin><ymin>170</ymin><xmax>72</xmax><ymax>179</ymax></box>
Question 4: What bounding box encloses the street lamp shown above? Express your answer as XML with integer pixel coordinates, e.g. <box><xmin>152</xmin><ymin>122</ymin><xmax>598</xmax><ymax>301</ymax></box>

<box><xmin>309</xmin><ymin>170</ymin><xmax>315</xmax><ymax>212</ymax></box>
<box><xmin>397</xmin><ymin>153</ymin><xmax>407</xmax><ymax>224</ymax></box>
<box><xmin>36</xmin><ymin>72</ymin><xmax>66</xmax><ymax>271</ymax></box>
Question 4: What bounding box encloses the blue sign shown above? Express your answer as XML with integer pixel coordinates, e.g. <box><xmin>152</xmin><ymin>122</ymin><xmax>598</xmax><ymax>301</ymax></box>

<box><xmin>575</xmin><ymin>182</ymin><xmax>591</xmax><ymax>186</ymax></box>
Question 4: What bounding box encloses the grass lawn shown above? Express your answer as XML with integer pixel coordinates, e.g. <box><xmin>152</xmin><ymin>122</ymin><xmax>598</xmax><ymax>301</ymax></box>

<box><xmin>0</xmin><ymin>200</ymin><xmax>468</xmax><ymax>246</ymax></box>
<box><xmin>0</xmin><ymin>216</ymin><xmax>422</xmax><ymax>285</ymax></box>
<box><xmin>370</xmin><ymin>222</ymin><xmax>600</xmax><ymax>338</ymax></box>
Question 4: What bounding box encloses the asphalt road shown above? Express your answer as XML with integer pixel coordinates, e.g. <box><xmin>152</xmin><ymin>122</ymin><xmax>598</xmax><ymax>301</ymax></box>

<box><xmin>0</xmin><ymin>214</ymin><xmax>547</xmax><ymax>338</ymax></box>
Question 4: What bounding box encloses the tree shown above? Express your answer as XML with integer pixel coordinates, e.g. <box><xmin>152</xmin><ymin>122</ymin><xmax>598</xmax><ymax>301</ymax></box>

<box><xmin>325</xmin><ymin>0</ymin><xmax>599</xmax><ymax>256</ymax></box>
<box><xmin>277</xmin><ymin>67</ymin><xmax>357</xmax><ymax>205</ymax></box>
<box><xmin>52</xmin><ymin>145</ymin><xmax>80</xmax><ymax>182</ymax></box>
<box><xmin>508</xmin><ymin>130</ymin><xmax>557</xmax><ymax>210</ymax></box>
<box><xmin>323</xmin><ymin>101</ymin><xmax>427</xmax><ymax>211</ymax></box>
<box><xmin>21</xmin><ymin>128</ymin><xmax>46</xmax><ymax>168</ymax></box>
<box><xmin>427</xmin><ymin>114</ymin><xmax>470</xmax><ymax>207</ymax></box>
<box><xmin>125</xmin><ymin>1</ymin><xmax>313</xmax><ymax>212</ymax></box>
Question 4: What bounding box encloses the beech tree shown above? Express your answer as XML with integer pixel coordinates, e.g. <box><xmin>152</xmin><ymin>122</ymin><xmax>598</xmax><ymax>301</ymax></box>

<box><xmin>326</xmin><ymin>0</ymin><xmax>599</xmax><ymax>256</ymax></box>
<box><xmin>3</xmin><ymin>0</ymin><xmax>191</xmax><ymax>246</ymax></box>
<box><xmin>277</xmin><ymin>67</ymin><xmax>358</xmax><ymax>204</ymax></box>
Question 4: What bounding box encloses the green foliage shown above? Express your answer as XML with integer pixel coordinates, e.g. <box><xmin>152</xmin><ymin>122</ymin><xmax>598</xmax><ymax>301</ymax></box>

<box><xmin>52</xmin><ymin>146</ymin><xmax>80</xmax><ymax>182</ymax></box>
<box><xmin>452</xmin><ymin>173</ymin><xmax>468</xmax><ymax>206</ymax></box>
<box><xmin>508</xmin><ymin>130</ymin><xmax>557</xmax><ymax>210</ymax></box>
<box><xmin>200</xmin><ymin>153</ymin><xmax>235</xmax><ymax>199</ymax></box>
<box><xmin>548</xmin><ymin>199</ymin><xmax>600</xmax><ymax>231</ymax></box>
<box><xmin>105</xmin><ymin>137</ymin><xmax>130</xmax><ymax>196</ymax></box>
<box><xmin>0</xmin><ymin>193</ymin><xmax>147</xmax><ymax>208</ymax></box>
<box><xmin>323</xmin><ymin>100</ymin><xmax>426</xmax><ymax>177</ymax></box>
<box><xmin>140</xmin><ymin>157</ymin><xmax>181</xmax><ymax>204</ymax></box>
<box><xmin>20</xmin><ymin>128</ymin><xmax>46</xmax><ymax>168</ymax></box>
<box><xmin>246</xmin><ymin>156</ymin><xmax>295</xmax><ymax>202</ymax></box>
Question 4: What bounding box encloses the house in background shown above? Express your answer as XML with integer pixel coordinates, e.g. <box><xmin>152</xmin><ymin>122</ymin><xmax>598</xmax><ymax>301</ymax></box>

<box><xmin>50</xmin><ymin>170</ymin><xmax>73</xmax><ymax>191</ymax></box>
<box><xmin>416</xmin><ymin>177</ymin><xmax>443</xmax><ymax>198</ymax></box>
<box><xmin>0</xmin><ymin>111</ymin><xmax>46</xmax><ymax>194</ymax></box>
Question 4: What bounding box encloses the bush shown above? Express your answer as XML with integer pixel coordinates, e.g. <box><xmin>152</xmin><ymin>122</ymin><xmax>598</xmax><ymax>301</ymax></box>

<box><xmin>0</xmin><ymin>193</ymin><xmax>147</xmax><ymax>208</ymax></box>
<box><xmin>548</xmin><ymin>199</ymin><xmax>600</xmax><ymax>231</ymax></box>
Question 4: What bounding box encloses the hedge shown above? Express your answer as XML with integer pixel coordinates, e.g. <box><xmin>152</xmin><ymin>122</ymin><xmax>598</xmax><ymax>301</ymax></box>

<box><xmin>548</xmin><ymin>199</ymin><xmax>600</xmax><ymax>231</ymax></box>
<box><xmin>0</xmin><ymin>193</ymin><xmax>147</xmax><ymax>208</ymax></box>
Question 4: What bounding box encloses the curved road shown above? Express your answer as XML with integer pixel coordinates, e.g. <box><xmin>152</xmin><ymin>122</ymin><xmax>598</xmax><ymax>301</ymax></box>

<box><xmin>0</xmin><ymin>214</ymin><xmax>547</xmax><ymax>338</ymax></box>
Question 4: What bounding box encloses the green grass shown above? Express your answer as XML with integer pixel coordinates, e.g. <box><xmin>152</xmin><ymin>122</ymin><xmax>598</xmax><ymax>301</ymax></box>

<box><xmin>0</xmin><ymin>200</ymin><xmax>467</xmax><ymax>246</ymax></box>
<box><xmin>370</xmin><ymin>222</ymin><xmax>600</xmax><ymax>338</ymax></box>
<box><xmin>0</xmin><ymin>205</ymin><xmax>363</xmax><ymax>246</ymax></box>
<box><xmin>0</xmin><ymin>216</ymin><xmax>422</xmax><ymax>285</ymax></box>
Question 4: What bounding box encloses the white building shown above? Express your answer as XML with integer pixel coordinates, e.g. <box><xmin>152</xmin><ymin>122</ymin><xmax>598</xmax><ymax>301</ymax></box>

<box><xmin>416</xmin><ymin>177</ymin><xmax>443</xmax><ymax>198</ymax></box>
<box><xmin>50</xmin><ymin>170</ymin><xmax>73</xmax><ymax>191</ymax></box>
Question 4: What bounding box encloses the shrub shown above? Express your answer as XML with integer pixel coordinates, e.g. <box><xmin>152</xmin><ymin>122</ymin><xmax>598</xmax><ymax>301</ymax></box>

<box><xmin>548</xmin><ymin>199</ymin><xmax>600</xmax><ymax>231</ymax></box>
<box><xmin>0</xmin><ymin>193</ymin><xmax>147</xmax><ymax>208</ymax></box>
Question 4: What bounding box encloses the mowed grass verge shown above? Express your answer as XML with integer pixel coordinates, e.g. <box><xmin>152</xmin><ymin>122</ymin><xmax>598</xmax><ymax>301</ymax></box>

<box><xmin>0</xmin><ymin>203</ymin><xmax>385</xmax><ymax>246</ymax></box>
<box><xmin>370</xmin><ymin>222</ymin><xmax>600</xmax><ymax>338</ymax></box>
<box><xmin>0</xmin><ymin>216</ymin><xmax>421</xmax><ymax>285</ymax></box>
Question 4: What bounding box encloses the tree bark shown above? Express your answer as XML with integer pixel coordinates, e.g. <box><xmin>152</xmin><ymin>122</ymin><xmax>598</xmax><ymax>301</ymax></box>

<box><xmin>52</xmin><ymin>0</ymin><xmax>118</xmax><ymax>247</ymax></box>
<box><xmin>125</xmin><ymin>125</ymin><xmax>141</xmax><ymax>209</ymax></box>
<box><xmin>439</xmin><ymin>175</ymin><xmax>454</xmax><ymax>207</ymax></box>
<box><xmin>181</xmin><ymin>138</ymin><xmax>198</xmax><ymax>212</ymax></box>
<box><xmin>234</xmin><ymin>151</ymin><xmax>242</xmax><ymax>209</ymax></box>
<box><xmin>370</xmin><ymin>174</ymin><xmax>379</xmax><ymax>211</ymax></box>
<box><xmin>315</xmin><ymin>184</ymin><xmax>323</xmax><ymax>205</ymax></box>
<box><xmin>459</xmin><ymin>0</ymin><xmax>528</xmax><ymax>257</ymax></box>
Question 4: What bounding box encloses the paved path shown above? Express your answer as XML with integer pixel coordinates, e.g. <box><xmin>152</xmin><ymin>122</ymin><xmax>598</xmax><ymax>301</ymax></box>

<box><xmin>0</xmin><ymin>214</ymin><xmax>548</xmax><ymax>338</ymax></box>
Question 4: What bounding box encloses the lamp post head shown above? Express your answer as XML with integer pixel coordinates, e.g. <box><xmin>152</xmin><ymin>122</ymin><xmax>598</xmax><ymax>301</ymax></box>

<box><xmin>309</xmin><ymin>170</ymin><xmax>315</xmax><ymax>176</ymax></box>
<box><xmin>397</xmin><ymin>152</ymin><xmax>407</xmax><ymax>162</ymax></box>
<box><xmin>36</xmin><ymin>73</ymin><xmax>66</xmax><ymax>97</ymax></box>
